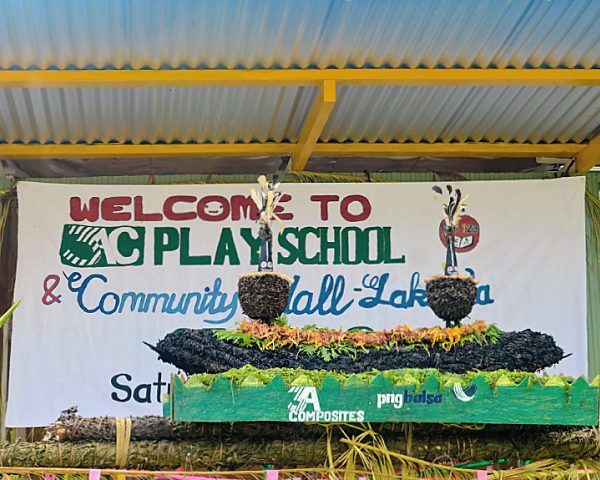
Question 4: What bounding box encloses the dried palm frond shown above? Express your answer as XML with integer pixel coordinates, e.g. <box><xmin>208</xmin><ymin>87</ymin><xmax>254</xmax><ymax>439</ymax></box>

<box><xmin>432</xmin><ymin>184</ymin><xmax>471</xmax><ymax>275</ymax></box>
<box><xmin>331</xmin><ymin>423</ymin><xmax>600</xmax><ymax>480</ymax></box>
<box><xmin>585</xmin><ymin>189</ymin><xmax>600</xmax><ymax>246</ymax></box>
<box><xmin>488</xmin><ymin>458</ymin><xmax>600</xmax><ymax>479</ymax></box>
<box><xmin>334</xmin><ymin>423</ymin><xmax>474</xmax><ymax>480</ymax></box>
<box><xmin>286</xmin><ymin>171</ymin><xmax>373</xmax><ymax>183</ymax></box>
<box><xmin>433</xmin><ymin>184</ymin><xmax>469</xmax><ymax>231</ymax></box>
<box><xmin>249</xmin><ymin>175</ymin><xmax>286</xmax><ymax>272</ymax></box>
<box><xmin>251</xmin><ymin>175</ymin><xmax>284</xmax><ymax>231</ymax></box>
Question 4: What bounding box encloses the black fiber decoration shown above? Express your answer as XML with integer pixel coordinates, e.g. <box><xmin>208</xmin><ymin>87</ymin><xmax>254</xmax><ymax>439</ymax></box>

<box><xmin>146</xmin><ymin>328</ymin><xmax>566</xmax><ymax>375</ymax></box>
<box><xmin>238</xmin><ymin>273</ymin><xmax>290</xmax><ymax>323</ymax></box>
<box><xmin>426</xmin><ymin>276</ymin><xmax>478</xmax><ymax>327</ymax></box>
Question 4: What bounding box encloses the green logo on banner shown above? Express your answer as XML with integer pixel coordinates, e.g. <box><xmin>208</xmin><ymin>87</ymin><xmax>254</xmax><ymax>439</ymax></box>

<box><xmin>60</xmin><ymin>224</ymin><xmax>145</xmax><ymax>267</ymax></box>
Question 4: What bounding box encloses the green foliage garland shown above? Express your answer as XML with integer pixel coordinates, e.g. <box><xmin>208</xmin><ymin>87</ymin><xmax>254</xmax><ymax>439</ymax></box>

<box><xmin>213</xmin><ymin>322</ymin><xmax>503</xmax><ymax>361</ymax></box>
<box><xmin>185</xmin><ymin>365</ymin><xmax>586</xmax><ymax>393</ymax></box>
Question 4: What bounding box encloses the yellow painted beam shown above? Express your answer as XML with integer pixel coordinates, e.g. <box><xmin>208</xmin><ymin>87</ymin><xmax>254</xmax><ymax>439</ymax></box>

<box><xmin>312</xmin><ymin>142</ymin><xmax>585</xmax><ymax>158</ymax></box>
<box><xmin>0</xmin><ymin>142</ymin><xmax>585</xmax><ymax>160</ymax></box>
<box><xmin>291</xmin><ymin>80</ymin><xmax>337</xmax><ymax>171</ymax></box>
<box><xmin>0</xmin><ymin>143</ymin><xmax>294</xmax><ymax>159</ymax></box>
<box><xmin>575</xmin><ymin>134</ymin><xmax>600</xmax><ymax>172</ymax></box>
<box><xmin>0</xmin><ymin>69</ymin><xmax>599</xmax><ymax>88</ymax></box>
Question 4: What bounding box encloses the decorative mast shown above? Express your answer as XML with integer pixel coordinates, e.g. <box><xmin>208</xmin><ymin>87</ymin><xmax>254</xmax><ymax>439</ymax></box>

<box><xmin>432</xmin><ymin>184</ymin><xmax>469</xmax><ymax>276</ymax></box>
<box><xmin>426</xmin><ymin>184</ymin><xmax>476</xmax><ymax>328</ymax></box>
<box><xmin>251</xmin><ymin>175</ymin><xmax>284</xmax><ymax>272</ymax></box>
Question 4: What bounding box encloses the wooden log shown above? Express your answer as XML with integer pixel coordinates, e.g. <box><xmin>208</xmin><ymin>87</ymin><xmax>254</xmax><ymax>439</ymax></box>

<box><xmin>45</xmin><ymin>416</ymin><xmax>326</xmax><ymax>442</ymax></box>
<box><xmin>0</xmin><ymin>439</ymin><xmax>333</xmax><ymax>470</ymax></box>
<box><xmin>14</xmin><ymin>425</ymin><xmax>600</xmax><ymax>470</ymax></box>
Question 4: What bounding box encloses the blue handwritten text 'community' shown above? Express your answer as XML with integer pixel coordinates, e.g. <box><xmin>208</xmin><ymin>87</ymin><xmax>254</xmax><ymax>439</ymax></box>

<box><xmin>64</xmin><ymin>270</ymin><xmax>494</xmax><ymax>324</ymax></box>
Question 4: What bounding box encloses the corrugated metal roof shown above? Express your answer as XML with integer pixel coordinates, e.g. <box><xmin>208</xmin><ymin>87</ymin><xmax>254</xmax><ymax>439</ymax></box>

<box><xmin>0</xmin><ymin>0</ymin><xmax>598</xmax><ymax>70</ymax></box>
<box><xmin>0</xmin><ymin>86</ymin><xmax>598</xmax><ymax>145</ymax></box>
<box><xmin>323</xmin><ymin>86</ymin><xmax>600</xmax><ymax>144</ymax></box>
<box><xmin>0</xmin><ymin>0</ymin><xmax>598</xmax><ymax>150</ymax></box>
<box><xmin>0</xmin><ymin>86</ymin><xmax>315</xmax><ymax>144</ymax></box>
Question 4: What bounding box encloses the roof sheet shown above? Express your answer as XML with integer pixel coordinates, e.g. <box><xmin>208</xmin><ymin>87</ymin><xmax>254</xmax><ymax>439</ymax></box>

<box><xmin>0</xmin><ymin>85</ymin><xmax>598</xmax><ymax>145</ymax></box>
<box><xmin>0</xmin><ymin>0</ymin><xmax>598</xmax><ymax>70</ymax></box>
<box><xmin>324</xmin><ymin>86</ymin><xmax>600</xmax><ymax>144</ymax></box>
<box><xmin>0</xmin><ymin>86</ymin><xmax>312</xmax><ymax>144</ymax></box>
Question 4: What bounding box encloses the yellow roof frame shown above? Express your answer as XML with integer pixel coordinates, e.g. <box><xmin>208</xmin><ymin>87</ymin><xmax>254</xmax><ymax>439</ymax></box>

<box><xmin>2</xmin><ymin>69</ymin><xmax>599</xmax><ymax>87</ymax></box>
<box><xmin>1</xmin><ymin>69</ymin><xmax>599</xmax><ymax>172</ymax></box>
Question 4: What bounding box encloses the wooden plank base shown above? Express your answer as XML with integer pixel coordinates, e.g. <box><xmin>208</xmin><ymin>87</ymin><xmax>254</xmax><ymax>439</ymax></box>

<box><xmin>165</xmin><ymin>372</ymin><xmax>600</xmax><ymax>426</ymax></box>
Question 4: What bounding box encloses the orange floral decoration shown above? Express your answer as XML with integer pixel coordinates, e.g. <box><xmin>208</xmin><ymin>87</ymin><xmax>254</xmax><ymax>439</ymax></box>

<box><xmin>239</xmin><ymin>319</ymin><xmax>489</xmax><ymax>351</ymax></box>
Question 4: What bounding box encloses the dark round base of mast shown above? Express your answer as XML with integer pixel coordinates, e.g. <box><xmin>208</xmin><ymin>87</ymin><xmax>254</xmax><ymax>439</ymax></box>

<box><xmin>425</xmin><ymin>275</ymin><xmax>478</xmax><ymax>326</ymax></box>
<box><xmin>237</xmin><ymin>272</ymin><xmax>292</xmax><ymax>323</ymax></box>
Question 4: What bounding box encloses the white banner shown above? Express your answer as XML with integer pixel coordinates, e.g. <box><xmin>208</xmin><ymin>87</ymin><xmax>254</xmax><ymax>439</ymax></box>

<box><xmin>7</xmin><ymin>177</ymin><xmax>587</xmax><ymax>426</ymax></box>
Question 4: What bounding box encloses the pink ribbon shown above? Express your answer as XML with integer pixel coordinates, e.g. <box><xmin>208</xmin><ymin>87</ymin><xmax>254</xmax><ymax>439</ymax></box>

<box><xmin>156</xmin><ymin>474</ymin><xmax>279</xmax><ymax>480</ymax></box>
<box><xmin>88</xmin><ymin>470</ymin><xmax>101</xmax><ymax>480</ymax></box>
<box><xmin>156</xmin><ymin>476</ymin><xmax>230</xmax><ymax>480</ymax></box>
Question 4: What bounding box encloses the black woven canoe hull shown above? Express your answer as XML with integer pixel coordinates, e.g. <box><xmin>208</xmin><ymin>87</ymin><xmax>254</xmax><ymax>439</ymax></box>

<box><xmin>146</xmin><ymin>328</ymin><xmax>565</xmax><ymax>375</ymax></box>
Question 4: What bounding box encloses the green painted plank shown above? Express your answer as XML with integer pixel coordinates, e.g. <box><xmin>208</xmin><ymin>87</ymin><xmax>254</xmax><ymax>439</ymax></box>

<box><xmin>167</xmin><ymin>373</ymin><xmax>599</xmax><ymax>426</ymax></box>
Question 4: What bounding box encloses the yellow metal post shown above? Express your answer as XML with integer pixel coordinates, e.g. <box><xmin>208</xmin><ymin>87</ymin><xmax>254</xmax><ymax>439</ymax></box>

<box><xmin>575</xmin><ymin>135</ymin><xmax>600</xmax><ymax>172</ymax></box>
<box><xmin>291</xmin><ymin>80</ymin><xmax>337</xmax><ymax>171</ymax></box>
